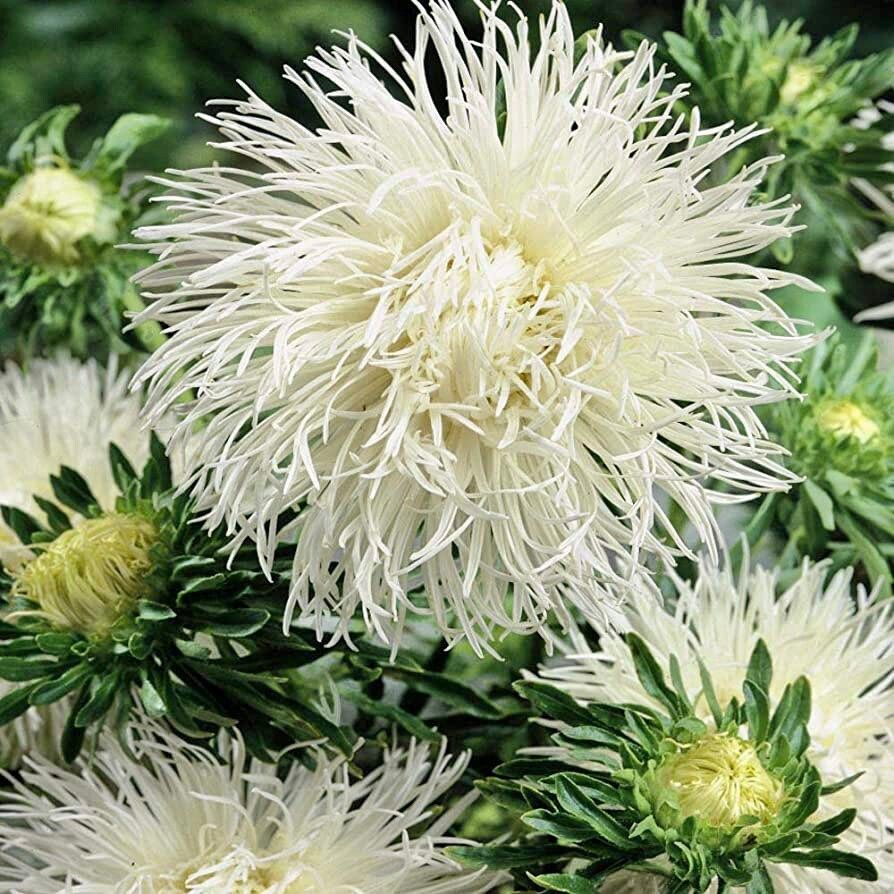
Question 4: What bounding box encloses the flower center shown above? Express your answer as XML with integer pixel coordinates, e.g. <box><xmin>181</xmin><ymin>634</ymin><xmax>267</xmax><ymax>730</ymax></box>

<box><xmin>11</xmin><ymin>513</ymin><xmax>158</xmax><ymax>635</ymax></box>
<box><xmin>0</xmin><ymin>167</ymin><xmax>105</xmax><ymax>265</ymax></box>
<box><xmin>780</xmin><ymin>62</ymin><xmax>818</xmax><ymax>105</ymax></box>
<box><xmin>391</xmin><ymin>235</ymin><xmax>589</xmax><ymax>447</ymax></box>
<box><xmin>655</xmin><ymin>732</ymin><xmax>783</xmax><ymax>830</ymax></box>
<box><xmin>815</xmin><ymin>400</ymin><xmax>880</xmax><ymax>445</ymax></box>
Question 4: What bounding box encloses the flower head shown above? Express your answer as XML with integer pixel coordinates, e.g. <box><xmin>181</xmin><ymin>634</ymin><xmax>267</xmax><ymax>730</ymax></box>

<box><xmin>0</xmin><ymin>724</ymin><xmax>503</xmax><ymax>893</ymax></box>
<box><xmin>11</xmin><ymin>511</ymin><xmax>159</xmax><ymax>635</ymax></box>
<box><xmin>0</xmin><ymin>105</ymin><xmax>169</xmax><ymax>360</ymax></box>
<box><xmin>766</xmin><ymin>334</ymin><xmax>894</xmax><ymax>593</ymax></box>
<box><xmin>535</xmin><ymin>560</ymin><xmax>894</xmax><ymax>891</ymax></box>
<box><xmin>0</xmin><ymin>354</ymin><xmax>152</xmax><ymax>571</ymax></box>
<box><xmin>0</xmin><ymin>166</ymin><xmax>114</xmax><ymax>266</ymax></box>
<box><xmin>460</xmin><ymin>633</ymin><xmax>877</xmax><ymax>891</ymax></box>
<box><xmin>653</xmin><ymin>731</ymin><xmax>783</xmax><ymax>831</ymax></box>
<box><xmin>134</xmin><ymin>1</ymin><xmax>818</xmax><ymax>655</ymax></box>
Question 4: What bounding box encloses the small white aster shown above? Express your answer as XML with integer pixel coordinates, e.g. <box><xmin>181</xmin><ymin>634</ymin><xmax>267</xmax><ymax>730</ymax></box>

<box><xmin>535</xmin><ymin>561</ymin><xmax>894</xmax><ymax>892</ymax></box>
<box><xmin>0</xmin><ymin>724</ymin><xmax>503</xmax><ymax>893</ymax></box>
<box><xmin>134</xmin><ymin>0</ymin><xmax>818</xmax><ymax>654</ymax></box>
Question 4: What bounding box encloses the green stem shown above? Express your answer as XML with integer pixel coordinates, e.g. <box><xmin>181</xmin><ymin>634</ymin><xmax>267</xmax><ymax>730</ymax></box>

<box><xmin>121</xmin><ymin>285</ymin><xmax>166</xmax><ymax>354</ymax></box>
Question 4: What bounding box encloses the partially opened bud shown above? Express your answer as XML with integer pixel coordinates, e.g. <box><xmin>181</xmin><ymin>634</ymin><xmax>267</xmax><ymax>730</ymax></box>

<box><xmin>12</xmin><ymin>512</ymin><xmax>158</xmax><ymax>636</ymax></box>
<box><xmin>653</xmin><ymin>731</ymin><xmax>784</xmax><ymax>838</ymax></box>
<box><xmin>0</xmin><ymin>167</ymin><xmax>115</xmax><ymax>266</ymax></box>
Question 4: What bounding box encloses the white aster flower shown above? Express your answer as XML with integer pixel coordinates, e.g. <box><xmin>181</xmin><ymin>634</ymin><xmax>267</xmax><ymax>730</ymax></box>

<box><xmin>0</xmin><ymin>724</ymin><xmax>502</xmax><ymax>893</ymax></box>
<box><xmin>134</xmin><ymin>0</ymin><xmax>818</xmax><ymax>654</ymax></box>
<box><xmin>536</xmin><ymin>561</ymin><xmax>894</xmax><ymax>892</ymax></box>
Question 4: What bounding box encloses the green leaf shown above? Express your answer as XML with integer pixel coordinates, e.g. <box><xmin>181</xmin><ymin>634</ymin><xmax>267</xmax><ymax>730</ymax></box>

<box><xmin>75</xmin><ymin>672</ymin><xmax>121</xmax><ymax>727</ymax></box>
<box><xmin>0</xmin><ymin>682</ymin><xmax>39</xmax><ymax>724</ymax></box>
<box><xmin>554</xmin><ymin>776</ymin><xmax>635</xmax><ymax>850</ymax></box>
<box><xmin>138</xmin><ymin>600</ymin><xmax>177</xmax><ymax>622</ymax></box>
<box><xmin>139</xmin><ymin>676</ymin><xmax>168</xmax><ymax>717</ymax></box>
<box><xmin>529</xmin><ymin>873</ymin><xmax>601</xmax><ymax>893</ymax></box>
<box><xmin>811</xmin><ymin>808</ymin><xmax>857</xmax><ymax>837</ymax></box>
<box><xmin>803</xmin><ymin>479</ymin><xmax>835</xmax><ymax>531</ymax></box>
<box><xmin>745</xmin><ymin>861</ymin><xmax>774</xmax><ymax>894</ymax></box>
<box><xmin>697</xmin><ymin>656</ymin><xmax>724</xmax><ymax>728</ymax></box>
<box><xmin>340</xmin><ymin>689</ymin><xmax>439</xmax><ymax>742</ymax></box>
<box><xmin>32</xmin><ymin>496</ymin><xmax>71</xmax><ymax>535</ymax></box>
<box><xmin>1</xmin><ymin>505</ymin><xmax>45</xmax><ymax>546</ymax></box>
<box><xmin>743</xmin><ymin>680</ymin><xmax>770</xmax><ymax>744</ymax></box>
<box><xmin>29</xmin><ymin>663</ymin><xmax>92</xmax><ymax>705</ymax></box>
<box><xmin>0</xmin><ymin>657</ymin><xmax>61</xmax><ymax>682</ymax></box>
<box><xmin>626</xmin><ymin>633</ymin><xmax>682</xmax><ymax>717</ymax></box>
<box><xmin>745</xmin><ymin>639</ymin><xmax>772</xmax><ymax>695</ymax></box>
<box><xmin>7</xmin><ymin>105</ymin><xmax>79</xmax><ymax>168</ymax></box>
<box><xmin>50</xmin><ymin>466</ymin><xmax>98</xmax><ymax>515</ymax></box>
<box><xmin>820</xmin><ymin>772</ymin><xmax>864</xmax><ymax>796</ymax></box>
<box><xmin>35</xmin><ymin>632</ymin><xmax>77</xmax><ymax>655</ymax></box>
<box><xmin>199</xmin><ymin>609</ymin><xmax>271</xmax><ymax>638</ymax></box>
<box><xmin>775</xmin><ymin>849</ymin><xmax>877</xmax><ymax>880</ymax></box>
<box><xmin>148</xmin><ymin>431</ymin><xmax>173</xmax><ymax>491</ymax></box>
<box><xmin>513</xmin><ymin>681</ymin><xmax>594</xmax><ymax>726</ymax></box>
<box><xmin>769</xmin><ymin>677</ymin><xmax>812</xmax><ymax>744</ymax></box>
<box><xmin>109</xmin><ymin>443</ymin><xmax>138</xmax><ymax>494</ymax></box>
<box><xmin>90</xmin><ymin>114</ymin><xmax>171</xmax><ymax>174</ymax></box>
<box><xmin>61</xmin><ymin>683</ymin><xmax>91</xmax><ymax>763</ymax></box>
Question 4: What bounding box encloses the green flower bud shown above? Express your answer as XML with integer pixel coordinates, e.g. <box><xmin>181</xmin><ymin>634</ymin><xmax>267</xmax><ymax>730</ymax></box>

<box><xmin>0</xmin><ymin>167</ymin><xmax>117</xmax><ymax>266</ymax></box>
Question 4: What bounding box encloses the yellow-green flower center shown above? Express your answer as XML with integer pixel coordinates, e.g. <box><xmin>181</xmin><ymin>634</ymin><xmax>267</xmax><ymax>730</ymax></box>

<box><xmin>780</xmin><ymin>61</ymin><xmax>818</xmax><ymax>105</ymax></box>
<box><xmin>656</xmin><ymin>732</ymin><xmax>783</xmax><ymax>830</ymax></box>
<box><xmin>816</xmin><ymin>400</ymin><xmax>881</xmax><ymax>445</ymax></box>
<box><xmin>0</xmin><ymin>167</ymin><xmax>109</xmax><ymax>265</ymax></box>
<box><xmin>11</xmin><ymin>513</ymin><xmax>158</xmax><ymax>635</ymax></box>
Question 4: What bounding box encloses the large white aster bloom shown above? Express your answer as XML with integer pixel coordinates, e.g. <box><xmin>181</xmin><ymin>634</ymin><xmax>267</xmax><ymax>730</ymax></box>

<box><xmin>133</xmin><ymin>0</ymin><xmax>819</xmax><ymax>654</ymax></box>
<box><xmin>0</xmin><ymin>725</ymin><xmax>502</xmax><ymax>893</ymax></box>
<box><xmin>0</xmin><ymin>354</ymin><xmax>153</xmax><ymax>771</ymax></box>
<box><xmin>536</xmin><ymin>561</ymin><xmax>894</xmax><ymax>892</ymax></box>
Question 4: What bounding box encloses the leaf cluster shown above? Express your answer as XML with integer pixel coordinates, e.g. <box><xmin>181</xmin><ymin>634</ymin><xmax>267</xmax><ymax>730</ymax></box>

<box><xmin>625</xmin><ymin>0</ymin><xmax>894</xmax><ymax>273</ymax></box>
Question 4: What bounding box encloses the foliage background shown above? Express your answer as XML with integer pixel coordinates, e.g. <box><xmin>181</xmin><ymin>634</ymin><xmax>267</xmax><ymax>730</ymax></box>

<box><xmin>2</xmin><ymin>0</ymin><xmax>891</xmax><ymax>172</ymax></box>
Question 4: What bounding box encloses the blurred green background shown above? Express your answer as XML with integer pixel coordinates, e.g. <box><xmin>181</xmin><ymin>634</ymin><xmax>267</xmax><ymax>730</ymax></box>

<box><xmin>2</xmin><ymin>0</ymin><xmax>891</xmax><ymax>172</ymax></box>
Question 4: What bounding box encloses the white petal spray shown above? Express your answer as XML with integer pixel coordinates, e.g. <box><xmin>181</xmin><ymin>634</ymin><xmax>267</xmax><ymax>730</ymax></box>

<box><xmin>0</xmin><ymin>724</ymin><xmax>503</xmax><ymax>893</ymax></box>
<box><xmin>534</xmin><ymin>560</ymin><xmax>894</xmax><ymax>892</ymax></box>
<box><xmin>133</xmin><ymin>0</ymin><xmax>820</xmax><ymax>654</ymax></box>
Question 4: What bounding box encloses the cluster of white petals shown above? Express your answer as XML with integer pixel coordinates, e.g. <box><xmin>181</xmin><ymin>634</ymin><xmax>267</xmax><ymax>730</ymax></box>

<box><xmin>535</xmin><ymin>561</ymin><xmax>894</xmax><ymax>892</ymax></box>
<box><xmin>853</xmin><ymin>102</ymin><xmax>894</xmax><ymax>297</ymax></box>
<box><xmin>0</xmin><ymin>724</ymin><xmax>502</xmax><ymax>893</ymax></box>
<box><xmin>134</xmin><ymin>0</ymin><xmax>819</xmax><ymax>654</ymax></box>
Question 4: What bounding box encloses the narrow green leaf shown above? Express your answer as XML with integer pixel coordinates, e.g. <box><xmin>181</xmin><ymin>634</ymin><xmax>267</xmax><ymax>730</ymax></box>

<box><xmin>774</xmin><ymin>849</ymin><xmax>877</xmax><ymax>880</ymax></box>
